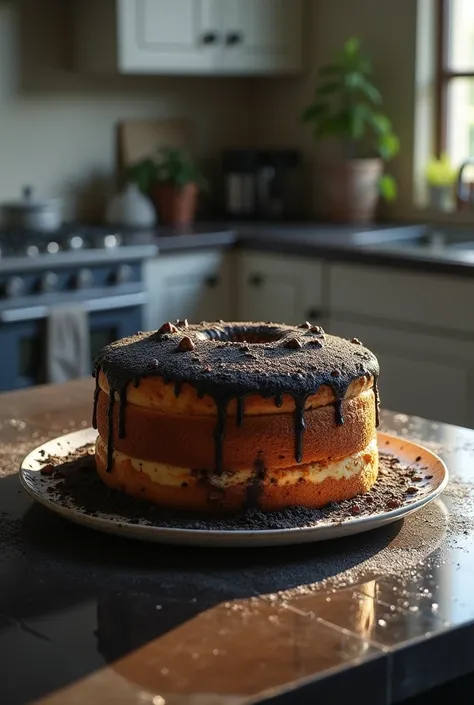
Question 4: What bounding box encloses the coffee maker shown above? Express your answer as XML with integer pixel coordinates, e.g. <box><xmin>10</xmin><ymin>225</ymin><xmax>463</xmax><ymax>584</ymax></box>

<box><xmin>223</xmin><ymin>148</ymin><xmax>300</xmax><ymax>220</ymax></box>
<box><xmin>256</xmin><ymin>149</ymin><xmax>300</xmax><ymax>220</ymax></box>
<box><xmin>222</xmin><ymin>149</ymin><xmax>259</xmax><ymax>219</ymax></box>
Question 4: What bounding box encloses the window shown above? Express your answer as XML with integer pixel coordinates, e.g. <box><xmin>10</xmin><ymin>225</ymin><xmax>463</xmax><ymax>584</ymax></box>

<box><xmin>437</xmin><ymin>0</ymin><xmax>474</xmax><ymax>163</ymax></box>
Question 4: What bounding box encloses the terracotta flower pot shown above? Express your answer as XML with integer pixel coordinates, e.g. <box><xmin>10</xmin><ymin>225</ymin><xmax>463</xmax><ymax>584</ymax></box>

<box><xmin>322</xmin><ymin>159</ymin><xmax>383</xmax><ymax>224</ymax></box>
<box><xmin>152</xmin><ymin>182</ymin><xmax>198</xmax><ymax>227</ymax></box>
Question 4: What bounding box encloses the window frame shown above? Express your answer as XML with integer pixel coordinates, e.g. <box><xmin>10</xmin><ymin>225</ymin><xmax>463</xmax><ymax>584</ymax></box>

<box><xmin>436</xmin><ymin>0</ymin><xmax>474</xmax><ymax>155</ymax></box>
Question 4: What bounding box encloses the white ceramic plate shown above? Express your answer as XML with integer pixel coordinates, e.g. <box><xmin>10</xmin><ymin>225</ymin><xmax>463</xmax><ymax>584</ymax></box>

<box><xmin>19</xmin><ymin>429</ymin><xmax>448</xmax><ymax>548</ymax></box>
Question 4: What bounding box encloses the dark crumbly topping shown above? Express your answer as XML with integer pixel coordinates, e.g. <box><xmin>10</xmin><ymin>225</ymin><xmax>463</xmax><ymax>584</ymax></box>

<box><xmin>94</xmin><ymin>322</ymin><xmax>378</xmax><ymax>399</ymax></box>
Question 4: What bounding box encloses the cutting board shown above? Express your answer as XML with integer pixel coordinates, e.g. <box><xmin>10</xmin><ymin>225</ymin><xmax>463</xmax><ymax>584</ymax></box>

<box><xmin>117</xmin><ymin>119</ymin><xmax>194</xmax><ymax>170</ymax></box>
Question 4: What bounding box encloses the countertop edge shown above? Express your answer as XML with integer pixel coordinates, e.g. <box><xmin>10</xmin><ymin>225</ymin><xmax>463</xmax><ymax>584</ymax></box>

<box><xmin>155</xmin><ymin>226</ymin><xmax>474</xmax><ymax>277</ymax></box>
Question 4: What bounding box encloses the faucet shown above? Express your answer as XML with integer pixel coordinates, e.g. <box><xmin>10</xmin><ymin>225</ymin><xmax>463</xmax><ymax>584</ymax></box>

<box><xmin>456</xmin><ymin>159</ymin><xmax>474</xmax><ymax>209</ymax></box>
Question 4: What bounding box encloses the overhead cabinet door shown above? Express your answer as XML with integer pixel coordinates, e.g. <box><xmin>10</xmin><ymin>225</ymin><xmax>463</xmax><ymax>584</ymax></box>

<box><xmin>219</xmin><ymin>0</ymin><xmax>303</xmax><ymax>73</ymax></box>
<box><xmin>117</xmin><ymin>0</ymin><xmax>221</xmax><ymax>73</ymax></box>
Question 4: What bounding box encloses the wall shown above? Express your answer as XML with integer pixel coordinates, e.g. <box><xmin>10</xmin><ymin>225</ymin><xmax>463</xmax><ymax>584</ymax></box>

<box><xmin>251</xmin><ymin>0</ymin><xmax>422</xmax><ymax>220</ymax></box>
<box><xmin>0</xmin><ymin>0</ymin><xmax>252</xmax><ymax>220</ymax></box>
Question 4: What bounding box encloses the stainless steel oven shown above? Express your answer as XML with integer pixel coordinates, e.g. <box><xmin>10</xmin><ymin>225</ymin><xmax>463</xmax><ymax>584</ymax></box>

<box><xmin>0</xmin><ymin>264</ymin><xmax>146</xmax><ymax>391</ymax></box>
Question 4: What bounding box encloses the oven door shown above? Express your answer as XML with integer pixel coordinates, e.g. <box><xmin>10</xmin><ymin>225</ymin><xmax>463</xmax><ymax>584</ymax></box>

<box><xmin>0</xmin><ymin>291</ymin><xmax>145</xmax><ymax>391</ymax></box>
<box><xmin>0</xmin><ymin>318</ymin><xmax>45</xmax><ymax>390</ymax></box>
<box><xmin>89</xmin><ymin>306</ymin><xmax>143</xmax><ymax>362</ymax></box>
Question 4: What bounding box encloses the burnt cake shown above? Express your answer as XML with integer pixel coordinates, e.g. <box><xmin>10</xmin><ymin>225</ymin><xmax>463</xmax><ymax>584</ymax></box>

<box><xmin>93</xmin><ymin>321</ymin><xmax>380</xmax><ymax>512</ymax></box>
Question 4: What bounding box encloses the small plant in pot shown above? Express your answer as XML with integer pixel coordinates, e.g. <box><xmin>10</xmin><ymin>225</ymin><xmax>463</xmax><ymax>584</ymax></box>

<box><xmin>301</xmin><ymin>37</ymin><xmax>400</xmax><ymax>223</ymax></box>
<box><xmin>126</xmin><ymin>146</ymin><xmax>207</xmax><ymax>227</ymax></box>
<box><xmin>425</xmin><ymin>153</ymin><xmax>456</xmax><ymax>212</ymax></box>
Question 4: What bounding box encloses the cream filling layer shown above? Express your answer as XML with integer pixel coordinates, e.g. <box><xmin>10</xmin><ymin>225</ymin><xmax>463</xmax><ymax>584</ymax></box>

<box><xmin>96</xmin><ymin>437</ymin><xmax>378</xmax><ymax>488</ymax></box>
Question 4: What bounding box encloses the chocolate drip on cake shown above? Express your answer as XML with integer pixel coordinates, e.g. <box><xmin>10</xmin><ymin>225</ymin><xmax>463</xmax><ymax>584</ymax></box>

<box><xmin>246</xmin><ymin>453</ymin><xmax>266</xmax><ymax>508</ymax></box>
<box><xmin>374</xmin><ymin>374</ymin><xmax>381</xmax><ymax>427</ymax></box>
<box><xmin>93</xmin><ymin>322</ymin><xmax>379</xmax><ymax>476</ymax></box>
<box><xmin>293</xmin><ymin>395</ymin><xmax>307</xmax><ymax>464</ymax></box>
<box><xmin>118</xmin><ymin>388</ymin><xmax>127</xmax><ymax>439</ymax></box>
<box><xmin>106</xmin><ymin>391</ymin><xmax>115</xmax><ymax>473</ymax></box>
<box><xmin>92</xmin><ymin>369</ymin><xmax>100</xmax><ymax>430</ymax></box>
<box><xmin>335</xmin><ymin>398</ymin><xmax>344</xmax><ymax>426</ymax></box>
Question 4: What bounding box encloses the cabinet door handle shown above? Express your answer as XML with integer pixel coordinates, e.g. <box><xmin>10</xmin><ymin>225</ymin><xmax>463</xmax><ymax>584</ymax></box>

<box><xmin>226</xmin><ymin>31</ymin><xmax>243</xmax><ymax>46</ymax></box>
<box><xmin>206</xmin><ymin>275</ymin><xmax>220</xmax><ymax>288</ymax></box>
<box><xmin>202</xmin><ymin>32</ymin><xmax>219</xmax><ymax>45</ymax></box>
<box><xmin>248</xmin><ymin>273</ymin><xmax>264</xmax><ymax>288</ymax></box>
<box><xmin>307</xmin><ymin>308</ymin><xmax>322</xmax><ymax>320</ymax></box>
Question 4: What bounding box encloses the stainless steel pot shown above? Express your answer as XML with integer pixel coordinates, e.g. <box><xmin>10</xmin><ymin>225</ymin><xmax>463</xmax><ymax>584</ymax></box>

<box><xmin>0</xmin><ymin>186</ymin><xmax>63</xmax><ymax>232</ymax></box>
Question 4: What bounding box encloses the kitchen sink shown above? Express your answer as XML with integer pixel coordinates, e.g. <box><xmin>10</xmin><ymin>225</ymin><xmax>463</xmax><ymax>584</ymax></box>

<box><xmin>362</xmin><ymin>226</ymin><xmax>474</xmax><ymax>255</ymax></box>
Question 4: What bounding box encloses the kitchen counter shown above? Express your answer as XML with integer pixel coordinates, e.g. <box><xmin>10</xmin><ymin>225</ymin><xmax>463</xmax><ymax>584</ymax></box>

<box><xmin>2</xmin><ymin>381</ymin><xmax>474</xmax><ymax>704</ymax></box>
<box><xmin>154</xmin><ymin>222</ymin><xmax>474</xmax><ymax>277</ymax></box>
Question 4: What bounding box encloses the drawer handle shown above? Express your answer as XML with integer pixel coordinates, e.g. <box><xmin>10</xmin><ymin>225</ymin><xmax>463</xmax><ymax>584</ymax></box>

<box><xmin>248</xmin><ymin>273</ymin><xmax>264</xmax><ymax>288</ymax></box>
<box><xmin>306</xmin><ymin>307</ymin><xmax>322</xmax><ymax>320</ymax></box>
<box><xmin>226</xmin><ymin>31</ymin><xmax>243</xmax><ymax>46</ymax></box>
<box><xmin>202</xmin><ymin>32</ymin><xmax>219</xmax><ymax>45</ymax></box>
<box><xmin>206</xmin><ymin>275</ymin><xmax>220</xmax><ymax>288</ymax></box>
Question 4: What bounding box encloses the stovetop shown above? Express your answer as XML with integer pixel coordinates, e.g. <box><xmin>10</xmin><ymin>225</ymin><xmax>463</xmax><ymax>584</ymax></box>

<box><xmin>0</xmin><ymin>225</ymin><xmax>156</xmax><ymax>258</ymax></box>
<box><xmin>0</xmin><ymin>225</ymin><xmax>158</xmax><ymax>274</ymax></box>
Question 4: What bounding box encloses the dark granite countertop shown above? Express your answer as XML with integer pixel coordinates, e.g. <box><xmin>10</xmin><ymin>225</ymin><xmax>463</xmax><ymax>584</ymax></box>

<box><xmin>1</xmin><ymin>380</ymin><xmax>474</xmax><ymax>704</ymax></box>
<box><xmin>154</xmin><ymin>222</ymin><xmax>474</xmax><ymax>277</ymax></box>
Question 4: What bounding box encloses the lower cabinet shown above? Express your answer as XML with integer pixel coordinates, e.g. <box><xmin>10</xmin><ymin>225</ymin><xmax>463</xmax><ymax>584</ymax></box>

<box><xmin>328</xmin><ymin>318</ymin><xmax>474</xmax><ymax>428</ymax></box>
<box><xmin>236</xmin><ymin>251</ymin><xmax>324</xmax><ymax>325</ymax></box>
<box><xmin>144</xmin><ymin>251</ymin><xmax>234</xmax><ymax>330</ymax></box>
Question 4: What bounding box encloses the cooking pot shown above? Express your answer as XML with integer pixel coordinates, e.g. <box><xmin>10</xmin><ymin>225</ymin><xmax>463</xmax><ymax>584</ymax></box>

<box><xmin>0</xmin><ymin>186</ymin><xmax>63</xmax><ymax>232</ymax></box>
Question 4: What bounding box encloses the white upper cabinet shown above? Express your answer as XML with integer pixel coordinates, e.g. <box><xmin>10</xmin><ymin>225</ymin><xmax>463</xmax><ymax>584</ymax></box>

<box><xmin>74</xmin><ymin>0</ymin><xmax>303</xmax><ymax>75</ymax></box>
<box><xmin>219</xmin><ymin>0</ymin><xmax>303</xmax><ymax>74</ymax></box>
<box><xmin>118</xmin><ymin>0</ymin><xmax>221</xmax><ymax>74</ymax></box>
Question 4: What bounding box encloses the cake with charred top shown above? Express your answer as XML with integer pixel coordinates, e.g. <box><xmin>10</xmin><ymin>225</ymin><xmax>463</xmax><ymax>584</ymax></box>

<box><xmin>93</xmin><ymin>321</ymin><xmax>380</xmax><ymax>512</ymax></box>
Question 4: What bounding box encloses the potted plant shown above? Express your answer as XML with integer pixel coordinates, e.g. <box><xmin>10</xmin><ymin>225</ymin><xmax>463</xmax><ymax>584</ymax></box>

<box><xmin>125</xmin><ymin>146</ymin><xmax>207</xmax><ymax>227</ymax></box>
<box><xmin>301</xmin><ymin>37</ymin><xmax>400</xmax><ymax>223</ymax></box>
<box><xmin>425</xmin><ymin>153</ymin><xmax>456</xmax><ymax>212</ymax></box>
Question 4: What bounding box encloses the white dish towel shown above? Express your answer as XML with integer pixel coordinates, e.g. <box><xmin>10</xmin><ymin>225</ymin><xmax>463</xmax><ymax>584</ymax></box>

<box><xmin>46</xmin><ymin>305</ymin><xmax>91</xmax><ymax>383</ymax></box>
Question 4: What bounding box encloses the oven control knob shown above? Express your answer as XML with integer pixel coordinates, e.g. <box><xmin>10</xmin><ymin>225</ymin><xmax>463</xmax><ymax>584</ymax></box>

<box><xmin>40</xmin><ymin>271</ymin><xmax>59</xmax><ymax>293</ymax></box>
<box><xmin>74</xmin><ymin>268</ymin><xmax>94</xmax><ymax>289</ymax></box>
<box><xmin>4</xmin><ymin>276</ymin><xmax>25</xmax><ymax>298</ymax></box>
<box><xmin>114</xmin><ymin>264</ymin><xmax>134</xmax><ymax>284</ymax></box>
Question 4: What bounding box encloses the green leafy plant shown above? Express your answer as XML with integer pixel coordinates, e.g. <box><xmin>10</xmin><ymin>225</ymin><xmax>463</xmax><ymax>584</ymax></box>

<box><xmin>125</xmin><ymin>158</ymin><xmax>157</xmax><ymax>195</ymax></box>
<box><xmin>125</xmin><ymin>146</ymin><xmax>207</xmax><ymax>194</ymax></box>
<box><xmin>155</xmin><ymin>146</ymin><xmax>208</xmax><ymax>190</ymax></box>
<box><xmin>301</xmin><ymin>37</ymin><xmax>400</xmax><ymax>202</ymax></box>
<box><xmin>425</xmin><ymin>153</ymin><xmax>457</xmax><ymax>187</ymax></box>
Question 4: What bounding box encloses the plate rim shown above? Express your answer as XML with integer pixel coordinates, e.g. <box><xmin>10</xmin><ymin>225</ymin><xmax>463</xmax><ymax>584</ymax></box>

<box><xmin>19</xmin><ymin>428</ymin><xmax>449</xmax><ymax>544</ymax></box>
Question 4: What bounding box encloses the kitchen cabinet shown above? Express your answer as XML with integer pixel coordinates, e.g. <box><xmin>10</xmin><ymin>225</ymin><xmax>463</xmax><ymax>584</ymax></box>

<box><xmin>327</xmin><ymin>318</ymin><xmax>474</xmax><ymax>427</ymax></box>
<box><xmin>118</xmin><ymin>0</ymin><xmax>220</xmax><ymax>74</ymax></box>
<box><xmin>237</xmin><ymin>252</ymin><xmax>324</xmax><ymax>326</ymax></box>
<box><xmin>327</xmin><ymin>262</ymin><xmax>474</xmax><ymax>427</ymax></box>
<box><xmin>73</xmin><ymin>0</ymin><xmax>303</xmax><ymax>75</ymax></box>
<box><xmin>218</xmin><ymin>0</ymin><xmax>303</xmax><ymax>74</ymax></box>
<box><xmin>328</xmin><ymin>262</ymin><xmax>474</xmax><ymax>334</ymax></box>
<box><xmin>144</xmin><ymin>251</ymin><xmax>234</xmax><ymax>330</ymax></box>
